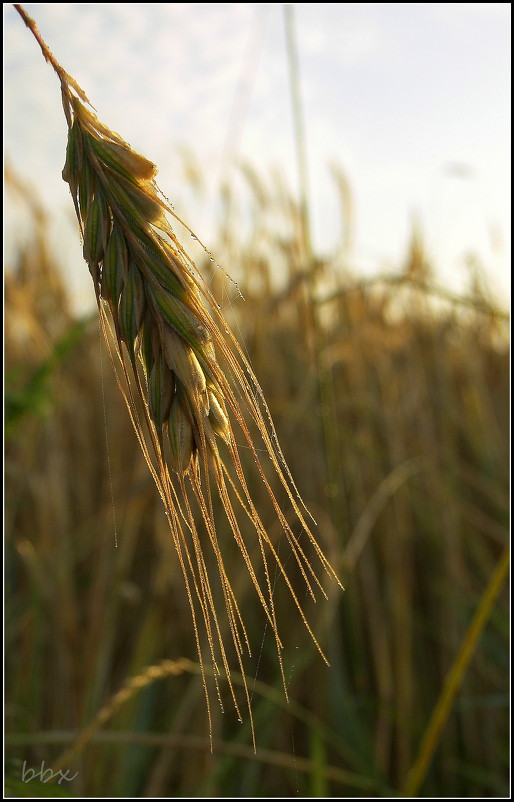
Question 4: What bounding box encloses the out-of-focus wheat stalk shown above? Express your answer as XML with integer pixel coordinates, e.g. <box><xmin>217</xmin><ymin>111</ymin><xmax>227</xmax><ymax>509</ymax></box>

<box><xmin>14</xmin><ymin>4</ymin><xmax>342</xmax><ymax>747</ymax></box>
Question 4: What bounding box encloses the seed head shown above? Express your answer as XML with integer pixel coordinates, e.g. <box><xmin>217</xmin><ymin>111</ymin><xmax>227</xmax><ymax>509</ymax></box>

<box><xmin>58</xmin><ymin>70</ymin><xmax>343</xmax><ymax>749</ymax></box>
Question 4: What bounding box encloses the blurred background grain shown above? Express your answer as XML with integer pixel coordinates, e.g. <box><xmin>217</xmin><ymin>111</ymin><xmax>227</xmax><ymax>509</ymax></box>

<box><xmin>5</xmin><ymin>157</ymin><xmax>509</xmax><ymax>796</ymax></box>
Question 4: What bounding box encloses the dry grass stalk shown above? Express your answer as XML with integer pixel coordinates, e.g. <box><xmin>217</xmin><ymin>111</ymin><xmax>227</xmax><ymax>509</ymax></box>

<box><xmin>15</xmin><ymin>4</ymin><xmax>342</xmax><ymax>746</ymax></box>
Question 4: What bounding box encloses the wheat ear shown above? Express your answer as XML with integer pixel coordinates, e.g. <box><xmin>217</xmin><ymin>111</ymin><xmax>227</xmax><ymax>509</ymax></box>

<box><xmin>15</xmin><ymin>4</ymin><xmax>343</xmax><ymax>748</ymax></box>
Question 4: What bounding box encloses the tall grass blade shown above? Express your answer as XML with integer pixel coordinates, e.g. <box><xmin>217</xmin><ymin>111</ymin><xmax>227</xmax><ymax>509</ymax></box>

<box><xmin>403</xmin><ymin>545</ymin><xmax>509</xmax><ymax>797</ymax></box>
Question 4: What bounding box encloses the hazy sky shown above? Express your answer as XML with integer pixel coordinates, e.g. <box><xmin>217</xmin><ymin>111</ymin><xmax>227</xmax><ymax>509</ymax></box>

<box><xmin>4</xmin><ymin>3</ymin><xmax>511</xmax><ymax>308</ymax></box>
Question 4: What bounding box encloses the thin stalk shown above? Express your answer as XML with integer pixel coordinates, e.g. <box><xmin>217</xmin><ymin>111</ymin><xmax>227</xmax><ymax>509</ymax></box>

<box><xmin>284</xmin><ymin>4</ymin><xmax>311</xmax><ymax>262</ymax></box>
<box><xmin>403</xmin><ymin>545</ymin><xmax>510</xmax><ymax>797</ymax></box>
<box><xmin>13</xmin><ymin>4</ymin><xmax>90</xmax><ymax>108</ymax></box>
<box><xmin>9</xmin><ymin>730</ymin><xmax>379</xmax><ymax>792</ymax></box>
<box><xmin>283</xmin><ymin>4</ymin><xmax>347</xmax><ymax>551</ymax></box>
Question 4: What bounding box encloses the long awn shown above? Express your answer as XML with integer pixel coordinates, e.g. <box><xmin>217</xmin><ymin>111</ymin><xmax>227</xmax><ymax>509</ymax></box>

<box><xmin>15</xmin><ymin>3</ymin><xmax>343</xmax><ymax>747</ymax></box>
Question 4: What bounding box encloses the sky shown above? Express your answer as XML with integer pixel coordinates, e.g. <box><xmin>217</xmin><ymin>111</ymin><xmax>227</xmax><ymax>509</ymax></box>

<box><xmin>4</xmin><ymin>3</ymin><xmax>511</xmax><ymax>311</ymax></box>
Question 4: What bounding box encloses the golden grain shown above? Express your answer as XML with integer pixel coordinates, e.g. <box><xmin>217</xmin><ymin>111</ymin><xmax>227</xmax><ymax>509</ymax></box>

<box><xmin>15</xmin><ymin>3</ymin><xmax>343</xmax><ymax>747</ymax></box>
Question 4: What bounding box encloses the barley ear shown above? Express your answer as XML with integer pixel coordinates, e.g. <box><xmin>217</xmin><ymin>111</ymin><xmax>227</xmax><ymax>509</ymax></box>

<box><xmin>15</xmin><ymin>2</ymin><xmax>343</xmax><ymax>749</ymax></box>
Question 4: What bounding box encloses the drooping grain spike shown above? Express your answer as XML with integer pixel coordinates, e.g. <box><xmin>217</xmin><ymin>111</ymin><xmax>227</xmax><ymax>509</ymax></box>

<box><xmin>16</xmin><ymin>3</ymin><xmax>344</xmax><ymax>748</ymax></box>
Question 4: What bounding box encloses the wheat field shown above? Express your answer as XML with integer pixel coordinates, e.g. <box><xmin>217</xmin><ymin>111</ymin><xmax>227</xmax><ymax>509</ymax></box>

<box><xmin>5</xmin><ymin>150</ymin><xmax>509</xmax><ymax>796</ymax></box>
<box><xmin>5</xmin><ymin>5</ymin><xmax>509</xmax><ymax>798</ymax></box>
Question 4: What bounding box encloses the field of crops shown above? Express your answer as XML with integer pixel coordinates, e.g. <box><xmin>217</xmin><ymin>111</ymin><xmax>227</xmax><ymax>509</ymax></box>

<box><xmin>5</xmin><ymin>156</ymin><xmax>509</xmax><ymax>798</ymax></box>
